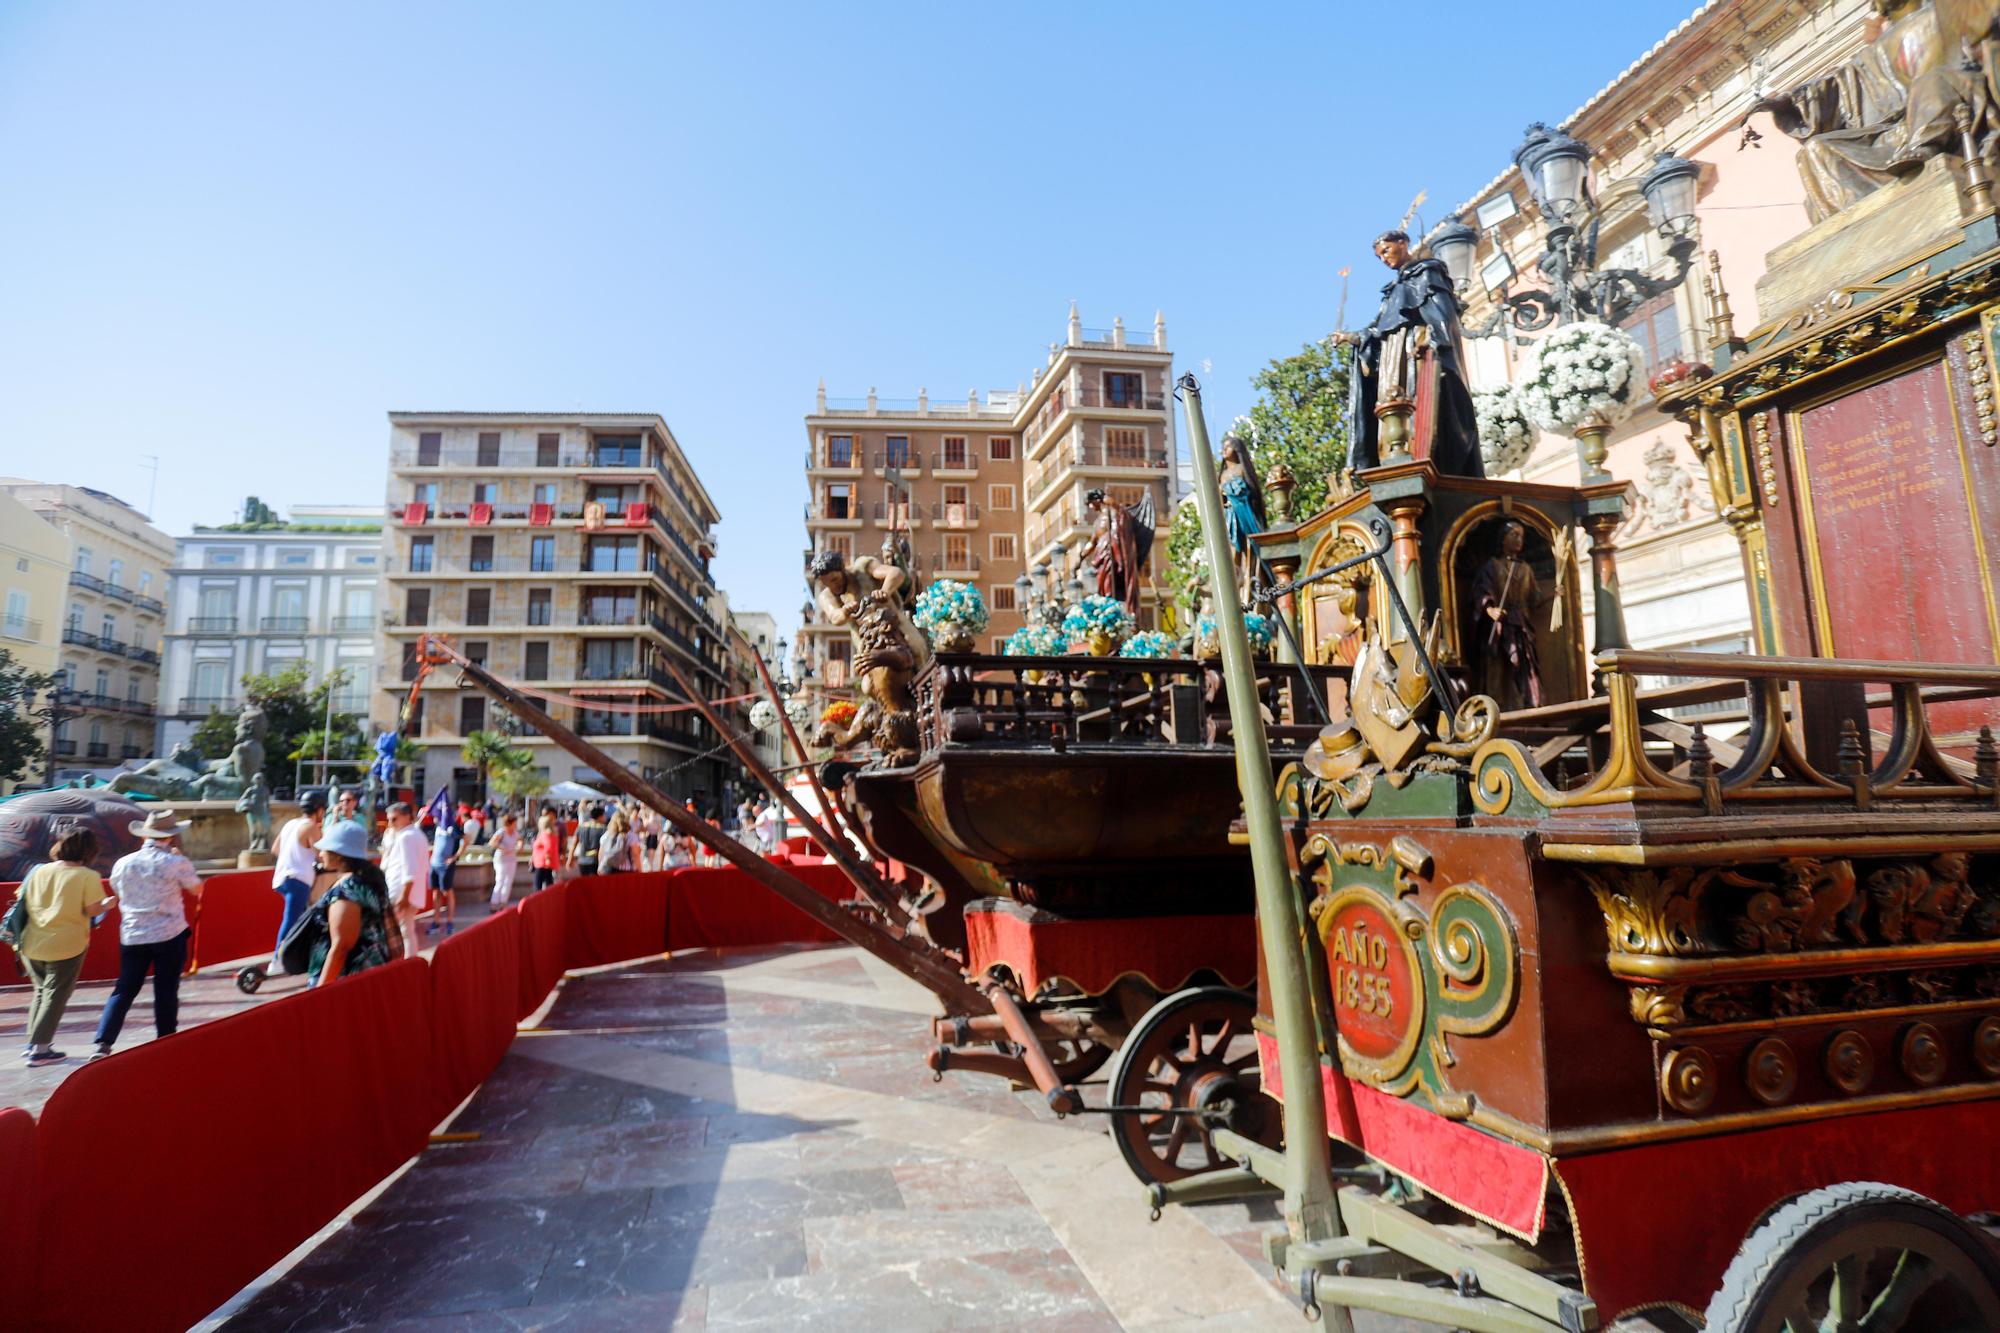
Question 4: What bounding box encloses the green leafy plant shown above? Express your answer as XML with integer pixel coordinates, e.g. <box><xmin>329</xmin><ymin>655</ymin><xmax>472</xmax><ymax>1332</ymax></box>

<box><xmin>0</xmin><ymin>650</ymin><xmax>58</xmax><ymax>786</ymax></box>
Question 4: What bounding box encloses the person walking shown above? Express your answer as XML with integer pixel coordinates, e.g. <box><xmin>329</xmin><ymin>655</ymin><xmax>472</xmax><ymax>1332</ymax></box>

<box><xmin>429</xmin><ymin>814</ymin><xmax>463</xmax><ymax>936</ymax></box>
<box><xmin>599</xmin><ymin>810</ymin><xmax>632</xmax><ymax>874</ymax></box>
<box><xmin>91</xmin><ymin>811</ymin><xmax>204</xmax><ymax>1060</ymax></box>
<box><xmin>569</xmin><ymin>804</ymin><xmax>606</xmax><ymax>876</ymax></box>
<box><xmin>269</xmin><ymin>792</ymin><xmax>326</xmax><ymax>970</ymax></box>
<box><xmin>489</xmin><ymin>812</ymin><xmax>522</xmax><ymax>906</ymax></box>
<box><xmin>530</xmin><ymin>813</ymin><xmax>561</xmax><ymax>893</ymax></box>
<box><xmin>308</xmin><ymin>822</ymin><xmax>394</xmax><ymax>986</ymax></box>
<box><xmin>755</xmin><ymin>799</ymin><xmax>780</xmax><ymax>854</ymax></box>
<box><xmin>17</xmin><ymin>827</ymin><xmax>111</xmax><ymax>1066</ymax></box>
<box><xmin>380</xmin><ymin>801</ymin><xmax>431</xmax><ymax>959</ymax></box>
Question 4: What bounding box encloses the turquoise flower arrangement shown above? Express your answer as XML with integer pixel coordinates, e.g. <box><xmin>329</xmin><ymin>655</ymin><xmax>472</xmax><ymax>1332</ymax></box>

<box><xmin>1061</xmin><ymin>595</ymin><xmax>1137</xmax><ymax>654</ymax></box>
<box><xmin>1002</xmin><ymin>624</ymin><xmax>1066</xmax><ymax>657</ymax></box>
<box><xmin>913</xmin><ymin>578</ymin><xmax>989</xmax><ymax>652</ymax></box>
<box><xmin>1118</xmin><ymin>630</ymin><xmax>1178</xmax><ymax>659</ymax></box>
<box><xmin>1194</xmin><ymin>612</ymin><xmax>1275</xmax><ymax>659</ymax></box>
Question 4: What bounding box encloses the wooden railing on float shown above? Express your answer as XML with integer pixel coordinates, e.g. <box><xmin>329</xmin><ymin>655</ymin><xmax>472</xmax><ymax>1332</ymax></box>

<box><xmin>914</xmin><ymin>654</ymin><xmax>1346</xmax><ymax>753</ymax></box>
<box><xmin>1475</xmin><ymin>651</ymin><xmax>2000</xmax><ymax>815</ymax></box>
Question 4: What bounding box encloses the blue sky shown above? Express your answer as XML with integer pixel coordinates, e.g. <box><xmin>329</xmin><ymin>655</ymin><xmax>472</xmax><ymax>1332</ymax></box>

<box><xmin>0</xmin><ymin>1</ymin><xmax>1700</xmax><ymax>639</ymax></box>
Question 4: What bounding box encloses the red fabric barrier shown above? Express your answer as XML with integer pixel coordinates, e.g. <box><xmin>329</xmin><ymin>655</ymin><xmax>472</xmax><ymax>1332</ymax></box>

<box><xmin>0</xmin><ymin>1108</ymin><xmax>35</xmax><ymax>1313</ymax></box>
<box><xmin>0</xmin><ymin>885</ymin><xmax>125</xmax><ymax>987</ymax></box>
<box><xmin>563</xmin><ymin>870</ymin><xmax>670</xmax><ymax>970</ymax></box>
<box><xmin>516</xmin><ymin>883</ymin><xmax>569</xmax><ymax>1020</ymax></box>
<box><xmin>188</xmin><ymin>869</ymin><xmax>282</xmax><ymax>969</ymax></box>
<box><xmin>428</xmin><ymin>911</ymin><xmax>523</xmax><ymax>1123</ymax></box>
<box><xmin>666</xmin><ymin>863</ymin><xmax>848</xmax><ymax>951</ymax></box>
<box><xmin>32</xmin><ymin>959</ymin><xmax>433</xmax><ymax>1333</ymax></box>
<box><xmin>966</xmin><ymin>902</ymin><xmax>1255</xmax><ymax>996</ymax></box>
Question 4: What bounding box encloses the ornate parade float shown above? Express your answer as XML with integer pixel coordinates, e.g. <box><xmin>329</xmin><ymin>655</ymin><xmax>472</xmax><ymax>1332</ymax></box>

<box><xmin>1139</xmin><ymin>5</ymin><xmax>2000</xmax><ymax>1328</ymax></box>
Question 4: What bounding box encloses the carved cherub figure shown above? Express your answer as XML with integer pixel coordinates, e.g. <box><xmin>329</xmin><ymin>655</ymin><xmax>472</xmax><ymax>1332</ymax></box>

<box><xmin>1727</xmin><ymin>857</ymin><xmax>1862</xmax><ymax>951</ymax></box>
<box><xmin>1868</xmin><ymin>852</ymin><xmax>1977</xmax><ymax>943</ymax></box>
<box><xmin>809</xmin><ymin>549</ymin><xmax>929</xmax><ymax>766</ymax></box>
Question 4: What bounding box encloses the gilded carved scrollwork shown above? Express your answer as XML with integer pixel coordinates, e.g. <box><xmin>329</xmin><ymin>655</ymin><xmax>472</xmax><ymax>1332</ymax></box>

<box><xmin>1299</xmin><ymin>835</ymin><xmax>1517</xmax><ymax>1119</ymax></box>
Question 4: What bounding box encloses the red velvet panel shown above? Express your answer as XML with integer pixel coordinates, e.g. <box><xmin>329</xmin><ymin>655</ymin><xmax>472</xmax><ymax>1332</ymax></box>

<box><xmin>966</xmin><ymin>905</ymin><xmax>1255</xmax><ymax>996</ymax></box>
<box><xmin>1257</xmin><ymin>1031</ymin><xmax>1548</xmax><ymax>1241</ymax></box>
<box><xmin>1556</xmin><ymin>1096</ymin><xmax>2000</xmax><ymax>1320</ymax></box>
<box><xmin>187</xmin><ymin>869</ymin><xmax>283</xmax><ymax>970</ymax></box>
<box><xmin>665</xmin><ymin>863</ymin><xmax>846</xmax><ymax>951</ymax></box>
<box><xmin>516</xmin><ymin>884</ymin><xmax>569</xmax><ymax>1020</ymax></box>
<box><xmin>0</xmin><ymin>1108</ymin><xmax>35</xmax><ymax>1322</ymax></box>
<box><xmin>563</xmin><ymin>870</ymin><xmax>670</xmax><ymax>970</ymax></box>
<box><xmin>428</xmin><ymin>912</ymin><xmax>523</xmax><ymax>1124</ymax></box>
<box><xmin>32</xmin><ymin>959</ymin><xmax>433</xmax><ymax>1333</ymax></box>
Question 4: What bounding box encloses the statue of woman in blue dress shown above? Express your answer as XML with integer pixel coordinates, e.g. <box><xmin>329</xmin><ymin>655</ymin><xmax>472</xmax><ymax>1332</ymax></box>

<box><xmin>1219</xmin><ymin>432</ymin><xmax>1267</xmax><ymax>601</ymax></box>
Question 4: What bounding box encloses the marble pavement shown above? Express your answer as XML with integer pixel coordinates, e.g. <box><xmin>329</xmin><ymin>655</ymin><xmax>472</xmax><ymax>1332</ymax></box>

<box><xmin>198</xmin><ymin>942</ymin><xmax>1431</xmax><ymax>1331</ymax></box>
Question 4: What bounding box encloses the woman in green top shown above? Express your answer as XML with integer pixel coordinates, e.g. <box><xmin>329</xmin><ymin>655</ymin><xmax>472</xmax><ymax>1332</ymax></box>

<box><xmin>308</xmin><ymin>822</ymin><xmax>395</xmax><ymax>985</ymax></box>
<box><xmin>16</xmin><ymin>826</ymin><xmax>112</xmax><ymax>1066</ymax></box>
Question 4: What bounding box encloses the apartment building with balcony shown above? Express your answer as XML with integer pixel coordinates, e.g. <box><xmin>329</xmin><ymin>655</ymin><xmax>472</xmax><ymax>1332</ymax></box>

<box><xmin>0</xmin><ymin>487</ymin><xmax>67</xmax><ymax>793</ymax></box>
<box><xmin>378</xmin><ymin>413</ymin><xmax>736</xmax><ymax>807</ymax></box>
<box><xmin>800</xmin><ymin>306</ymin><xmax>1175</xmax><ymax>695</ymax></box>
<box><xmin>158</xmin><ymin>503</ymin><xmax>385</xmax><ymax>756</ymax></box>
<box><xmin>0</xmin><ymin>479</ymin><xmax>172</xmax><ymax>777</ymax></box>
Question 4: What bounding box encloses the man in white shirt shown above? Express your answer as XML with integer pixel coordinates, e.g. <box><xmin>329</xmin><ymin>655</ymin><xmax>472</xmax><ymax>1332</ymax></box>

<box><xmin>269</xmin><ymin>791</ymin><xmax>325</xmax><ymax>970</ymax></box>
<box><xmin>380</xmin><ymin>801</ymin><xmax>432</xmax><ymax>960</ymax></box>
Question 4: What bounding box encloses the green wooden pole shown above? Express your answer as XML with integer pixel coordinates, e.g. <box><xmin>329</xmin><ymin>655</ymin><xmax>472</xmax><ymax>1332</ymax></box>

<box><xmin>1178</xmin><ymin>375</ymin><xmax>1340</xmax><ymax>1248</ymax></box>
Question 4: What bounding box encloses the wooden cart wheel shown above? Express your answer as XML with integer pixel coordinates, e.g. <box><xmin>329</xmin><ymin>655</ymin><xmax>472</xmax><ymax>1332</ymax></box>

<box><xmin>1703</xmin><ymin>1182</ymin><xmax>2000</xmax><ymax>1333</ymax></box>
<box><xmin>1106</xmin><ymin>987</ymin><xmax>1277</xmax><ymax>1186</ymax></box>
<box><xmin>1045</xmin><ymin>1035</ymin><xmax>1112</xmax><ymax>1084</ymax></box>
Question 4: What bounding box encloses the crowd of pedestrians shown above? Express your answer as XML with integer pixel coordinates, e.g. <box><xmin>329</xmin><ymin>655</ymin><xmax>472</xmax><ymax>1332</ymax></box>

<box><xmin>9</xmin><ymin>784</ymin><xmax>794</xmax><ymax>1067</ymax></box>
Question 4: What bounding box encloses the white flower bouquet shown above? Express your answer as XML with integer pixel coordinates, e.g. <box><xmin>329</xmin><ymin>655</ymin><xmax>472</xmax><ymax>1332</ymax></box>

<box><xmin>1516</xmin><ymin>321</ymin><xmax>1648</xmax><ymax>434</ymax></box>
<box><xmin>1473</xmin><ymin>384</ymin><xmax>1538</xmax><ymax>475</ymax></box>
<box><xmin>749</xmin><ymin>699</ymin><xmax>780</xmax><ymax>732</ymax></box>
<box><xmin>1003</xmin><ymin>624</ymin><xmax>1066</xmax><ymax>657</ymax></box>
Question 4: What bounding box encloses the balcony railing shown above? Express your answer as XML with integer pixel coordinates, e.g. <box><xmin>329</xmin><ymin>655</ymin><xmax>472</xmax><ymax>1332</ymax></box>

<box><xmin>808</xmin><ymin>503</ymin><xmax>858</xmax><ymax>524</ymax></box>
<box><xmin>870</xmin><ymin>450</ymin><xmax>921</xmax><ymax>474</ymax></box>
<box><xmin>871</xmin><ymin>502</ymin><xmax>923</xmax><ymax>526</ymax></box>
<box><xmin>931</xmin><ymin>501</ymin><xmax>981</xmax><ymax>526</ymax></box>
<box><xmin>1071</xmin><ymin>441</ymin><xmax>1169</xmax><ymax>470</ymax></box>
<box><xmin>127</xmin><ymin>647</ymin><xmax>161</xmax><ymax>666</ymax></box>
<box><xmin>260</xmin><ymin>616</ymin><xmax>310</xmax><ymax>632</ymax></box>
<box><xmin>101</xmin><ymin>583</ymin><xmax>134</xmax><ymax>604</ymax></box>
<box><xmin>86</xmin><ymin>741</ymin><xmax>110</xmax><ymax>759</ymax></box>
<box><xmin>809</xmin><ymin>446</ymin><xmax>862</xmax><ymax>471</ymax></box>
<box><xmin>932</xmin><ymin>451</ymin><xmax>979</xmax><ymax>473</ymax></box>
<box><xmin>392</xmin><ymin>443</ymin><xmax>593</xmax><ymax>469</ymax></box>
<box><xmin>133</xmin><ymin>594</ymin><xmax>165</xmax><ymax>615</ymax></box>
<box><xmin>929</xmin><ymin>551</ymin><xmax>981</xmax><ymax>575</ymax></box>
<box><xmin>178</xmin><ymin>695</ymin><xmax>239</xmax><ymax>715</ymax></box>
<box><xmin>187</xmin><ymin>616</ymin><xmax>238</xmax><ymax>633</ymax></box>
<box><xmin>68</xmin><ymin>570</ymin><xmax>104</xmax><ymax>593</ymax></box>
<box><xmin>1</xmin><ymin>616</ymin><xmax>42</xmax><ymax>642</ymax></box>
<box><xmin>120</xmin><ymin>745</ymin><xmax>143</xmax><ymax>759</ymax></box>
<box><xmin>577</xmin><ymin>660</ymin><xmax>644</xmax><ymax>681</ymax></box>
<box><xmin>53</xmin><ymin>739</ymin><xmax>76</xmax><ymax>757</ymax></box>
<box><xmin>61</xmin><ymin>626</ymin><xmax>97</xmax><ymax>649</ymax></box>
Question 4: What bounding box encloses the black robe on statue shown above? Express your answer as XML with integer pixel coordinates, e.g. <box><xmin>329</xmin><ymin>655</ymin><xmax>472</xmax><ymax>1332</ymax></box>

<box><xmin>1345</xmin><ymin>257</ymin><xmax>1484</xmax><ymax>478</ymax></box>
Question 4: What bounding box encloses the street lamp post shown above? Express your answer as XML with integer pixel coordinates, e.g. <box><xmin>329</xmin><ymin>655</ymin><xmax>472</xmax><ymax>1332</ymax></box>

<box><xmin>1436</xmin><ymin>123</ymin><xmax>1701</xmax><ymax>340</ymax></box>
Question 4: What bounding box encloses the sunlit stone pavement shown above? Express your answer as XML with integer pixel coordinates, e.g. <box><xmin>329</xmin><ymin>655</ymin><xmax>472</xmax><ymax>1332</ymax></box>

<box><xmin>199</xmin><ymin>943</ymin><xmax>1438</xmax><ymax>1331</ymax></box>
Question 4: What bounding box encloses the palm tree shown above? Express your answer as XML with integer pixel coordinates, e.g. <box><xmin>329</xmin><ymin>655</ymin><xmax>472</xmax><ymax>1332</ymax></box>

<box><xmin>460</xmin><ymin>729</ymin><xmax>521</xmax><ymax>805</ymax></box>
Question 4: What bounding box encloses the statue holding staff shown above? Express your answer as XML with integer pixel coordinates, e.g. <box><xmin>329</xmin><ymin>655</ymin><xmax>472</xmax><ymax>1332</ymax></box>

<box><xmin>1332</xmin><ymin>228</ymin><xmax>1484</xmax><ymax>478</ymax></box>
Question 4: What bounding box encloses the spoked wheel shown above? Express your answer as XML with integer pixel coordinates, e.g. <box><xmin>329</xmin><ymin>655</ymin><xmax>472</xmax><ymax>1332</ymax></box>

<box><xmin>1046</xmin><ymin>1035</ymin><xmax>1112</xmax><ymax>1084</ymax></box>
<box><xmin>1106</xmin><ymin>986</ymin><xmax>1277</xmax><ymax>1185</ymax></box>
<box><xmin>1704</xmin><ymin>1182</ymin><xmax>2000</xmax><ymax>1333</ymax></box>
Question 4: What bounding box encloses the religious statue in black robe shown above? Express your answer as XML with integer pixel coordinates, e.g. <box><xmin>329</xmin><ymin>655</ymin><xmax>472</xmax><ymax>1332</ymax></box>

<box><xmin>1336</xmin><ymin>229</ymin><xmax>1484</xmax><ymax>478</ymax></box>
<box><xmin>1471</xmin><ymin>521</ymin><xmax>1545</xmax><ymax>711</ymax></box>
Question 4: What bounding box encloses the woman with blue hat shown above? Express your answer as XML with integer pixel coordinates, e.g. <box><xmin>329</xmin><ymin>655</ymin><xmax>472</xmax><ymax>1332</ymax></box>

<box><xmin>308</xmin><ymin>820</ymin><xmax>394</xmax><ymax>985</ymax></box>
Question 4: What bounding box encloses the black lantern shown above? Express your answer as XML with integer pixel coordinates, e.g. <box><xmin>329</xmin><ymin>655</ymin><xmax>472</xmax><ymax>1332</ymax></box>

<box><xmin>1430</xmin><ymin>214</ymin><xmax>1480</xmax><ymax>292</ymax></box>
<box><xmin>1639</xmin><ymin>150</ymin><xmax>1701</xmax><ymax>237</ymax></box>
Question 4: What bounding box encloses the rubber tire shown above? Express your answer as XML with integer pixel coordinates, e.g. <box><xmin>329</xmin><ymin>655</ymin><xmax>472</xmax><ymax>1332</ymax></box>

<box><xmin>1703</xmin><ymin>1181</ymin><xmax>2000</xmax><ymax>1333</ymax></box>
<box><xmin>1105</xmin><ymin>985</ymin><xmax>1258</xmax><ymax>1186</ymax></box>
<box><xmin>234</xmin><ymin>966</ymin><xmax>264</xmax><ymax>995</ymax></box>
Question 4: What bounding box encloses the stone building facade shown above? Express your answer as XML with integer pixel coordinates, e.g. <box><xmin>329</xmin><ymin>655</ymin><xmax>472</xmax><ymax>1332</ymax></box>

<box><xmin>0</xmin><ymin>487</ymin><xmax>68</xmax><ymax>792</ymax></box>
<box><xmin>158</xmin><ymin>504</ymin><xmax>385</xmax><ymax>767</ymax></box>
<box><xmin>376</xmin><ymin>412</ymin><xmax>738</xmax><ymax>808</ymax></box>
<box><xmin>1442</xmin><ymin>0</ymin><xmax>1879</xmax><ymax>681</ymax></box>
<box><xmin>0</xmin><ymin>479</ymin><xmax>172</xmax><ymax>780</ymax></box>
<box><xmin>800</xmin><ymin>307</ymin><xmax>1175</xmax><ymax>699</ymax></box>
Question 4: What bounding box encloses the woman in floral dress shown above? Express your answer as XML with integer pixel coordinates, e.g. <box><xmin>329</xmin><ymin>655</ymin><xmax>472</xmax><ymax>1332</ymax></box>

<box><xmin>308</xmin><ymin>822</ymin><xmax>395</xmax><ymax>985</ymax></box>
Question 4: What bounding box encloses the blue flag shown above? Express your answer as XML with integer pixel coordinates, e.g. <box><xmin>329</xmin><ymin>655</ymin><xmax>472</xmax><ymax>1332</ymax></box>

<box><xmin>424</xmin><ymin>784</ymin><xmax>452</xmax><ymax>828</ymax></box>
